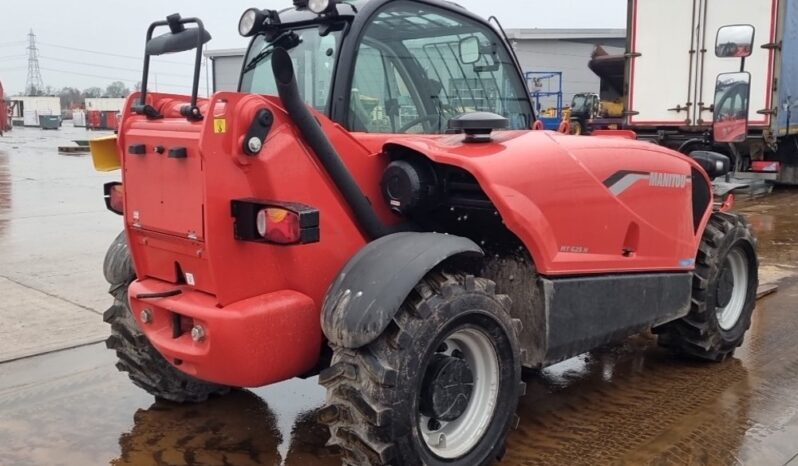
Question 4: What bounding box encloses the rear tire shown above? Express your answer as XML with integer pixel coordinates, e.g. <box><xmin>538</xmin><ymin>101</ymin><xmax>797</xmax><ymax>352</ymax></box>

<box><xmin>656</xmin><ymin>212</ymin><xmax>758</xmax><ymax>361</ymax></box>
<box><xmin>103</xmin><ymin>231</ymin><xmax>230</xmax><ymax>403</ymax></box>
<box><xmin>319</xmin><ymin>270</ymin><xmax>523</xmax><ymax>466</ymax></box>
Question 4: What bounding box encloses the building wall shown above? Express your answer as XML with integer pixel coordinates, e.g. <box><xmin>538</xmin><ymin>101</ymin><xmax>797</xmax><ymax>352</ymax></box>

<box><xmin>212</xmin><ymin>56</ymin><xmax>244</xmax><ymax>92</ymax></box>
<box><xmin>513</xmin><ymin>38</ymin><xmax>625</xmax><ymax>110</ymax></box>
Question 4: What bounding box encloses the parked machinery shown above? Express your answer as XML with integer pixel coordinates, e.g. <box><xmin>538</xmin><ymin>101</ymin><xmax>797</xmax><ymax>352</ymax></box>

<box><xmin>527</xmin><ymin>71</ymin><xmax>564</xmax><ymax>130</ymax></box>
<box><xmin>90</xmin><ymin>4</ymin><xmax>759</xmax><ymax>465</ymax></box>
<box><xmin>568</xmin><ymin>46</ymin><xmax>627</xmax><ymax>135</ymax></box>
<box><xmin>86</xmin><ymin>110</ymin><xmax>120</xmax><ymax>131</ymax></box>
<box><xmin>568</xmin><ymin>92</ymin><xmax>625</xmax><ymax>135</ymax></box>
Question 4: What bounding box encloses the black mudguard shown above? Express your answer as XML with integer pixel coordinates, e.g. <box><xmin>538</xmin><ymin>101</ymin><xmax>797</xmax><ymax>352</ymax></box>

<box><xmin>321</xmin><ymin>232</ymin><xmax>483</xmax><ymax>349</ymax></box>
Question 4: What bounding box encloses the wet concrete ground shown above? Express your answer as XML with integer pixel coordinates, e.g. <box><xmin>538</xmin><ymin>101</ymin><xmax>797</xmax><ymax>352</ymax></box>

<box><xmin>1</xmin><ymin>125</ymin><xmax>798</xmax><ymax>465</ymax></box>
<box><xmin>0</xmin><ymin>124</ymin><xmax>118</xmax><ymax>362</ymax></box>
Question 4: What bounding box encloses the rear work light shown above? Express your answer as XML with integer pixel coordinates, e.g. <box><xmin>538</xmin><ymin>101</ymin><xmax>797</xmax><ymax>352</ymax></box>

<box><xmin>104</xmin><ymin>182</ymin><xmax>124</xmax><ymax>215</ymax></box>
<box><xmin>231</xmin><ymin>199</ymin><xmax>320</xmax><ymax>245</ymax></box>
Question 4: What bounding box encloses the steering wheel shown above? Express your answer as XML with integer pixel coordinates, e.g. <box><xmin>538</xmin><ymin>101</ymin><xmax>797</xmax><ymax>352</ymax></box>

<box><xmin>397</xmin><ymin>114</ymin><xmax>445</xmax><ymax>134</ymax></box>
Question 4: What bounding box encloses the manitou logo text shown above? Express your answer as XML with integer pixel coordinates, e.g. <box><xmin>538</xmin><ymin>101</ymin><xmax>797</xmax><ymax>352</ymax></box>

<box><xmin>649</xmin><ymin>173</ymin><xmax>688</xmax><ymax>189</ymax></box>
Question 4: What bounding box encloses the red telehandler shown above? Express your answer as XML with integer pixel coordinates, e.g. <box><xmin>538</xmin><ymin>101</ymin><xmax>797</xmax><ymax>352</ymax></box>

<box><xmin>90</xmin><ymin>2</ymin><xmax>759</xmax><ymax>465</ymax></box>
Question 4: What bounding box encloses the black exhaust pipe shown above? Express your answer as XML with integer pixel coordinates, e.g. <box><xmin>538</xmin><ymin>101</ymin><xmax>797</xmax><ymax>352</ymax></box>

<box><xmin>271</xmin><ymin>47</ymin><xmax>387</xmax><ymax>240</ymax></box>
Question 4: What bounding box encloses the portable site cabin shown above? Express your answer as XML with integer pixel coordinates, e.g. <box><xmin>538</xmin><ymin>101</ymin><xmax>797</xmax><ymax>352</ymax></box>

<box><xmin>84</xmin><ymin>98</ymin><xmax>125</xmax><ymax>113</ymax></box>
<box><xmin>18</xmin><ymin>96</ymin><xmax>62</xmax><ymax>127</ymax></box>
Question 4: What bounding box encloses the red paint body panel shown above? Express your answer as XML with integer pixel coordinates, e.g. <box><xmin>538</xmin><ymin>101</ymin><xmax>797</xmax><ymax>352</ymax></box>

<box><xmin>385</xmin><ymin>131</ymin><xmax>710</xmax><ymax>275</ymax></box>
<box><xmin>128</xmin><ymin>280</ymin><xmax>320</xmax><ymax>387</ymax></box>
<box><xmin>752</xmin><ymin>161</ymin><xmax>780</xmax><ymax>173</ymax></box>
<box><xmin>0</xmin><ymin>82</ymin><xmax>10</xmax><ymax>133</ymax></box>
<box><xmin>117</xmin><ymin>92</ymin><xmax>393</xmax><ymax>385</ymax></box>
<box><xmin>117</xmin><ymin>91</ymin><xmax>712</xmax><ymax>387</ymax></box>
<box><xmin>714</xmin><ymin>119</ymin><xmax>748</xmax><ymax>143</ymax></box>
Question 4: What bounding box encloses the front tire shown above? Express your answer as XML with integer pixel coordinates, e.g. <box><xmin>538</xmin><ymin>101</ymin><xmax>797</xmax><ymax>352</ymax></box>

<box><xmin>103</xmin><ymin>232</ymin><xmax>230</xmax><ymax>403</ymax></box>
<box><xmin>570</xmin><ymin>119</ymin><xmax>584</xmax><ymax>135</ymax></box>
<box><xmin>657</xmin><ymin>212</ymin><xmax>758</xmax><ymax>361</ymax></box>
<box><xmin>320</xmin><ymin>271</ymin><xmax>523</xmax><ymax>466</ymax></box>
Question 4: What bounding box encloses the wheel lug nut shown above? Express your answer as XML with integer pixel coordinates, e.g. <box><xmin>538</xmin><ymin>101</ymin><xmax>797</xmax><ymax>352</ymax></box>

<box><xmin>140</xmin><ymin>309</ymin><xmax>153</xmax><ymax>324</ymax></box>
<box><xmin>428</xmin><ymin>419</ymin><xmax>441</xmax><ymax>431</ymax></box>
<box><xmin>191</xmin><ymin>325</ymin><xmax>206</xmax><ymax>342</ymax></box>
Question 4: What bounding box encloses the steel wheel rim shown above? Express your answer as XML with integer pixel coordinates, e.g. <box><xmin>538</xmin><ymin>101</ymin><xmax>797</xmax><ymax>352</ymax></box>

<box><xmin>716</xmin><ymin>248</ymin><xmax>748</xmax><ymax>331</ymax></box>
<box><xmin>419</xmin><ymin>327</ymin><xmax>500</xmax><ymax>459</ymax></box>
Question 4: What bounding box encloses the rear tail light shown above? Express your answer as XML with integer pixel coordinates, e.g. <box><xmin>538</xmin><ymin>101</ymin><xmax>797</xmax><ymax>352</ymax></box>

<box><xmin>232</xmin><ymin>199</ymin><xmax>320</xmax><ymax>245</ymax></box>
<box><xmin>103</xmin><ymin>182</ymin><xmax>124</xmax><ymax>215</ymax></box>
<box><xmin>256</xmin><ymin>208</ymin><xmax>302</xmax><ymax>244</ymax></box>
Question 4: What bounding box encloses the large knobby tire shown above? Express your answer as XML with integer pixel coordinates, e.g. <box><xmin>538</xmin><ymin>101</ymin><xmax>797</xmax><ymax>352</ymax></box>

<box><xmin>103</xmin><ymin>231</ymin><xmax>230</xmax><ymax>403</ymax></box>
<box><xmin>319</xmin><ymin>270</ymin><xmax>523</xmax><ymax>466</ymax></box>
<box><xmin>656</xmin><ymin>212</ymin><xmax>758</xmax><ymax>361</ymax></box>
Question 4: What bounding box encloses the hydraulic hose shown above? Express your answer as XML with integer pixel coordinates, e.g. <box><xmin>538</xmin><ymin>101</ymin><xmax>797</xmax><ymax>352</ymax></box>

<box><xmin>271</xmin><ymin>47</ymin><xmax>388</xmax><ymax>240</ymax></box>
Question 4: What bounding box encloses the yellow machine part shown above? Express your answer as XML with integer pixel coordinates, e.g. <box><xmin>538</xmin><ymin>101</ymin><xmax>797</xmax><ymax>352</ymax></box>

<box><xmin>601</xmin><ymin>100</ymin><xmax>625</xmax><ymax>118</ymax></box>
<box><xmin>89</xmin><ymin>136</ymin><xmax>121</xmax><ymax>172</ymax></box>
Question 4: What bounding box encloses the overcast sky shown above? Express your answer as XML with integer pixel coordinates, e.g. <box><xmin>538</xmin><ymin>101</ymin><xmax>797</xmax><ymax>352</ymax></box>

<box><xmin>0</xmin><ymin>0</ymin><xmax>626</xmax><ymax>96</ymax></box>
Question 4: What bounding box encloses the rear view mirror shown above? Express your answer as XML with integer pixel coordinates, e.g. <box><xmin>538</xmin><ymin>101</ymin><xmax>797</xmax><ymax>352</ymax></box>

<box><xmin>715</xmin><ymin>25</ymin><xmax>754</xmax><ymax>58</ymax></box>
<box><xmin>713</xmin><ymin>72</ymin><xmax>751</xmax><ymax>143</ymax></box>
<box><xmin>135</xmin><ymin>14</ymin><xmax>211</xmax><ymax>121</ymax></box>
<box><xmin>147</xmin><ymin>27</ymin><xmax>211</xmax><ymax>56</ymax></box>
<box><xmin>459</xmin><ymin>37</ymin><xmax>480</xmax><ymax>64</ymax></box>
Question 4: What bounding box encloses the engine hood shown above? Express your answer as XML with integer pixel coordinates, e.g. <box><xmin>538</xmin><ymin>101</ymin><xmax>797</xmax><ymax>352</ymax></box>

<box><xmin>382</xmin><ymin>130</ymin><xmax>711</xmax><ymax>276</ymax></box>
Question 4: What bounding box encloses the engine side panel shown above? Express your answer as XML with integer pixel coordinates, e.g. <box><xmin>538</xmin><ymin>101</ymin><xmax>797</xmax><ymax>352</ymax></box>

<box><xmin>385</xmin><ymin>131</ymin><xmax>712</xmax><ymax>276</ymax></box>
<box><xmin>541</xmin><ymin>273</ymin><xmax>692</xmax><ymax>365</ymax></box>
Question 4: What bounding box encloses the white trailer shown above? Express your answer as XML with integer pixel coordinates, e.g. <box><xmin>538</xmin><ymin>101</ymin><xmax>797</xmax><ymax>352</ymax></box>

<box><xmin>18</xmin><ymin>96</ymin><xmax>62</xmax><ymax>127</ymax></box>
<box><xmin>84</xmin><ymin>98</ymin><xmax>126</xmax><ymax>112</ymax></box>
<box><xmin>628</xmin><ymin>0</ymin><xmax>776</xmax><ymax>128</ymax></box>
<box><xmin>624</xmin><ymin>0</ymin><xmax>798</xmax><ymax>184</ymax></box>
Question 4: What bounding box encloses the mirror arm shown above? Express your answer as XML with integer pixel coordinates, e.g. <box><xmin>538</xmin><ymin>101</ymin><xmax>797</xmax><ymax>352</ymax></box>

<box><xmin>133</xmin><ymin>20</ymin><xmax>168</xmax><ymax>117</ymax></box>
<box><xmin>183</xmin><ymin>17</ymin><xmax>207</xmax><ymax>121</ymax></box>
<box><xmin>134</xmin><ymin>15</ymin><xmax>208</xmax><ymax>121</ymax></box>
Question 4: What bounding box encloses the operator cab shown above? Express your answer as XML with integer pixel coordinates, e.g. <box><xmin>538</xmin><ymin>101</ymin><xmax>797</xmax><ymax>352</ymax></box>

<box><xmin>237</xmin><ymin>0</ymin><xmax>535</xmax><ymax>135</ymax></box>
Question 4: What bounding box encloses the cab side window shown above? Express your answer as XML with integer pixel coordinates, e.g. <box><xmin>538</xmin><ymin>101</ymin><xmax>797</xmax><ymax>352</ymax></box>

<box><xmin>348</xmin><ymin>1</ymin><xmax>532</xmax><ymax>133</ymax></box>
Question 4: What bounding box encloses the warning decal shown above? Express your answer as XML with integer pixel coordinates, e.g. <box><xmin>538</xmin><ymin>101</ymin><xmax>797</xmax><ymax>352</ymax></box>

<box><xmin>213</xmin><ymin>118</ymin><xmax>227</xmax><ymax>134</ymax></box>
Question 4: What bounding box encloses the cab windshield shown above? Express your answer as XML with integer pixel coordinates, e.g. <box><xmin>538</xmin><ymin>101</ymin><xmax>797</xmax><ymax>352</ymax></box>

<box><xmin>571</xmin><ymin>95</ymin><xmax>589</xmax><ymax>113</ymax></box>
<box><xmin>239</xmin><ymin>1</ymin><xmax>533</xmax><ymax>133</ymax></box>
<box><xmin>349</xmin><ymin>2</ymin><xmax>533</xmax><ymax>133</ymax></box>
<box><xmin>240</xmin><ymin>26</ymin><xmax>342</xmax><ymax>112</ymax></box>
